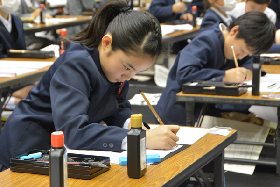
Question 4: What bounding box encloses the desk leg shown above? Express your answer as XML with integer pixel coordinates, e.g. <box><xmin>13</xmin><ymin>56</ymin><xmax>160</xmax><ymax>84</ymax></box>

<box><xmin>214</xmin><ymin>151</ymin><xmax>224</xmax><ymax>187</ymax></box>
<box><xmin>277</xmin><ymin>107</ymin><xmax>280</xmax><ymax>174</ymax></box>
<box><xmin>185</xmin><ymin>102</ymin><xmax>195</xmax><ymax>126</ymax></box>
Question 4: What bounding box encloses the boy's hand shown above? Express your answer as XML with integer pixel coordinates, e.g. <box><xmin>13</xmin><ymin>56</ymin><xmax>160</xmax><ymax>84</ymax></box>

<box><xmin>146</xmin><ymin>125</ymin><xmax>180</xmax><ymax>150</ymax></box>
<box><xmin>223</xmin><ymin>67</ymin><xmax>252</xmax><ymax>82</ymax></box>
<box><xmin>172</xmin><ymin>2</ymin><xmax>186</xmax><ymax>13</ymax></box>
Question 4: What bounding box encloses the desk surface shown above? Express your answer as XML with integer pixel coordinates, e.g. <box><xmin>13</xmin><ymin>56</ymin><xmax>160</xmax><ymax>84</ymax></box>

<box><xmin>0</xmin><ymin>129</ymin><xmax>237</xmax><ymax>187</ymax></box>
<box><xmin>23</xmin><ymin>15</ymin><xmax>91</xmax><ymax>34</ymax></box>
<box><xmin>162</xmin><ymin>25</ymin><xmax>200</xmax><ymax>44</ymax></box>
<box><xmin>176</xmin><ymin>65</ymin><xmax>280</xmax><ymax>107</ymax></box>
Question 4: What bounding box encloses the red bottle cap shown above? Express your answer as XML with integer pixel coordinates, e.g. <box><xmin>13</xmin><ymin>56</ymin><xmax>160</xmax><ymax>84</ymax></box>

<box><xmin>59</xmin><ymin>29</ymin><xmax>67</xmax><ymax>36</ymax></box>
<box><xmin>40</xmin><ymin>4</ymin><xmax>45</xmax><ymax>9</ymax></box>
<box><xmin>192</xmin><ymin>6</ymin><xmax>197</xmax><ymax>12</ymax></box>
<box><xmin>51</xmin><ymin>131</ymin><xmax>64</xmax><ymax>147</ymax></box>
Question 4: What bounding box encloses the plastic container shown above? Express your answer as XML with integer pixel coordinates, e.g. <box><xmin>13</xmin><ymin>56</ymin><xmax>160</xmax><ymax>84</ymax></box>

<box><xmin>40</xmin><ymin>4</ymin><xmax>45</xmax><ymax>24</ymax></box>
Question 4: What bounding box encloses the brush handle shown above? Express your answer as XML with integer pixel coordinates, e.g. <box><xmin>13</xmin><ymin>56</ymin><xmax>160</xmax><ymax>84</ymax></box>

<box><xmin>139</xmin><ymin>92</ymin><xmax>164</xmax><ymax>125</ymax></box>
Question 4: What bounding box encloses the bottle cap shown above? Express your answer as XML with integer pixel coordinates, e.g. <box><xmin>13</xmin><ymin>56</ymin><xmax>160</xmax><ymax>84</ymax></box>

<box><xmin>131</xmin><ymin>114</ymin><xmax>142</xmax><ymax>128</ymax></box>
<box><xmin>192</xmin><ymin>5</ymin><xmax>197</xmax><ymax>12</ymax></box>
<box><xmin>59</xmin><ymin>29</ymin><xmax>67</xmax><ymax>36</ymax></box>
<box><xmin>40</xmin><ymin>4</ymin><xmax>45</xmax><ymax>9</ymax></box>
<box><xmin>51</xmin><ymin>131</ymin><xmax>64</xmax><ymax>147</ymax></box>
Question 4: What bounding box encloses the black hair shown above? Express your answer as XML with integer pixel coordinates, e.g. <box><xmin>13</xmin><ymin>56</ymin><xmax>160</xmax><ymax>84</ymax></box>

<box><xmin>69</xmin><ymin>0</ymin><xmax>162</xmax><ymax>59</ymax></box>
<box><xmin>246</xmin><ymin>0</ymin><xmax>270</xmax><ymax>4</ymax></box>
<box><xmin>202</xmin><ymin>0</ymin><xmax>211</xmax><ymax>16</ymax></box>
<box><xmin>228</xmin><ymin>11</ymin><xmax>275</xmax><ymax>55</ymax></box>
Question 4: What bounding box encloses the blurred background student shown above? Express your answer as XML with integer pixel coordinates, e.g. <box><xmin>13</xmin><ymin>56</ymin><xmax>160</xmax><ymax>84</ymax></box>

<box><xmin>0</xmin><ymin>0</ymin><xmax>35</xmax><ymax>106</ymax></box>
<box><xmin>148</xmin><ymin>0</ymin><xmax>204</xmax><ymax>23</ymax></box>
<box><xmin>13</xmin><ymin>0</ymin><xmax>58</xmax><ymax>50</ymax></box>
<box><xmin>64</xmin><ymin>0</ymin><xmax>97</xmax><ymax>37</ymax></box>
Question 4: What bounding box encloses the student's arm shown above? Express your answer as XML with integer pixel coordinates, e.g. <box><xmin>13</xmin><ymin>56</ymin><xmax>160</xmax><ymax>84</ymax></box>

<box><xmin>148</xmin><ymin>0</ymin><xmax>181</xmax><ymax>23</ymax></box>
<box><xmin>49</xmin><ymin>56</ymin><xmax>129</xmax><ymax>152</ymax></box>
<box><xmin>175</xmin><ymin>34</ymin><xmax>228</xmax><ymax>84</ymax></box>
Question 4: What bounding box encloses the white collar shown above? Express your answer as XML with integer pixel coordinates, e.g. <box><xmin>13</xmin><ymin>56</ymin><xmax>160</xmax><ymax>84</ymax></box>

<box><xmin>0</xmin><ymin>14</ymin><xmax>12</xmax><ymax>33</ymax></box>
<box><xmin>210</xmin><ymin>7</ymin><xmax>232</xmax><ymax>27</ymax></box>
<box><xmin>219</xmin><ymin>23</ymin><xmax>227</xmax><ymax>32</ymax></box>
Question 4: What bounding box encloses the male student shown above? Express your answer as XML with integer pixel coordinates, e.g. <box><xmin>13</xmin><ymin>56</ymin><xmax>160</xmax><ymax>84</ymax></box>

<box><xmin>155</xmin><ymin>11</ymin><xmax>275</xmax><ymax>126</ymax></box>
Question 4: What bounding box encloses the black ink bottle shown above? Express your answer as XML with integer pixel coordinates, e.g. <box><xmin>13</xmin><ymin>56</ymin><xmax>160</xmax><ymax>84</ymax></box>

<box><xmin>49</xmin><ymin>131</ymin><xmax>68</xmax><ymax>187</ymax></box>
<box><xmin>127</xmin><ymin>114</ymin><xmax>147</xmax><ymax>178</ymax></box>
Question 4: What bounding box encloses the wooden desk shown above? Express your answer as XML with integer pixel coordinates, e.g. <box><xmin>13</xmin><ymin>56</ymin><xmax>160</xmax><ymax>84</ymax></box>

<box><xmin>0</xmin><ymin>58</ymin><xmax>56</xmax><ymax>118</ymax></box>
<box><xmin>0</xmin><ymin>129</ymin><xmax>237</xmax><ymax>187</ymax></box>
<box><xmin>23</xmin><ymin>15</ymin><xmax>92</xmax><ymax>34</ymax></box>
<box><xmin>176</xmin><ymin>65</ymin><xmax>280</xmax><ymax>173</ymax></box>
<box><xmin>161</xmin><ymin>25</ymin><xmax>200</xmax><ymax>67</ymax></box>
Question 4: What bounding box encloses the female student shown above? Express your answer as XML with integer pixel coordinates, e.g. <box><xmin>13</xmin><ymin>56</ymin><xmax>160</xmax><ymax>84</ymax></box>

<box><xmin>155</xmin><ymin>11</ymin><xmax>275</xmax><ymax>126</ymax></box>
<box><xmin>0</xmin><ymin>0</ymin><xmax>180</xmax><ymax>171</ymax></box>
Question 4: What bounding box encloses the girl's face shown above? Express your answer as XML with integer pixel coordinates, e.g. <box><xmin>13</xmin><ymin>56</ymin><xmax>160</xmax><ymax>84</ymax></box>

<box><xmin>99</xmin><ymin>35</ymin><xmax>155</xmax><ymax>83</ymax></box>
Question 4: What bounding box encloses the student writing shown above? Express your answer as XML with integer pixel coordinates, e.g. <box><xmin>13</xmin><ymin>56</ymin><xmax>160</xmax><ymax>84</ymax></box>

<box><xmin>0</xmin><ymin>0</ymin><xmax>180</xmax><ymax>172</ymax></box>
<box><xmin>155</xmin><ymin>11</ymin><xmax>275</xmax><ymax>126</ymax></box>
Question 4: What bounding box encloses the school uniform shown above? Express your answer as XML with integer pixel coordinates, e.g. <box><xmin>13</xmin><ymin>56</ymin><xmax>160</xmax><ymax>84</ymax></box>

<box><xmin>155</xmin><ymin>22</ymin><xmax>253</xmax><ymax>126</ymax></box>
<box><xmin>200</xmin><ymin>8</ymin><xmax>234</xmax><ymax>33</ymax></box>
<box><xmin>0</xmin><ymin>14</ymin><xmax>26</xmax><ymax>58</ymax></box>
<box><xmin>0</xmin><ymin>43</ymin><xmax>132</xmax><ymax>170</ymax></box>
<box><xmin>148</xmin><ymin>0</ymin><xmax>203</xmax><ymax>23</ymax></box>
<box><xmin>229</xmin><ymin>2</ymin><xmax>276</xmax><ymax>25</ymax></box>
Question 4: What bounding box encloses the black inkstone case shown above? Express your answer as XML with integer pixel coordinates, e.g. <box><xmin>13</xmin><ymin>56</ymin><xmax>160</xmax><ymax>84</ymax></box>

<box><xmin>10</xmin><ymin>149</ymin><xmax>110</xmax><ymax>180</ymax></box>
<box><xmin>182</xmin><ymin>81</ymin><xmax>248</xmax><ymax>96</ymax></box>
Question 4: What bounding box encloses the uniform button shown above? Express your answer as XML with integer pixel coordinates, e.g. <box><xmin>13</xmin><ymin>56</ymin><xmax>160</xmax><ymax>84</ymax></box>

<box><xmin>217</xmin><ymin>77</ymin><xmax>221</xmax><ymax>81</ymax></box>
<box><xmin>109</xmin><ymin>143</ymin><xmax>114</xmax><ymax>148</ymax></box>
<box><xmin>103</xmin><ymin>143</ymin><xmax>108</xmax><ymax>148</ymax></box>
<box><xmin>212</xmin><ymin>78</ymin><xmax>216</xmax><ymax>81</ymax></box>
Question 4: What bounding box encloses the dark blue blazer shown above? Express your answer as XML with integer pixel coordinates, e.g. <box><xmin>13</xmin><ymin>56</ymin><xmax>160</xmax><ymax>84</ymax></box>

<box><xmin>269</xmin><ymin>0</ymin><xmax>280</xmax><ymax>29</ymax></box>
<box><xmin>0</xmin><ymin>43</ymin><xmax>132</xmax><ymax>169</ymax></box>
<box><xmin>0</xmin><ymin>14</ymin><xmax>26</xmax><ymax>58</ymax></box>
<box><xmin>200</xmin><ymin>9</ymin><xmax>235</xmax><ymax>33</ymax></box>
<box><xmin>148</xmin><ymin>0</ymin><xmax>203</xmax><ymax>23</ymax></box>
<box><xmin>155</xmin><ymin>23</ymin><xmax>253</xmax><ymax>126</ymax></box>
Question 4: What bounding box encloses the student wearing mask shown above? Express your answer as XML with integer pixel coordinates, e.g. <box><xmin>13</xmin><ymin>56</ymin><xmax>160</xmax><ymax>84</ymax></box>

<box><xmin>200</xmin><ymin>0</ymin><xmax>237</xmax><ymax>32</ymax></box>
<box><xmin>0</xmin><ymin>0</ymin><xmax>25</xmax><ymax>58</ymax></box>
<box><xmin>155</xmin><ymin>11</ymin><xmax>275</xmax><ymax>126</ymax></box>
<box><xmin>0</xmin><ymin>0</ymin><xmax>180</xmax><ymax>172</ymax></box>
<box><xmin>0</xmin><ymin>0</ymin><xmax>35</xmax><ymax>106</ymax></box>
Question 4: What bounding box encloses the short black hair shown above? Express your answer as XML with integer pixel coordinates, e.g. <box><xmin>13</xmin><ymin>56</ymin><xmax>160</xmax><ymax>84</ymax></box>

<box><xmin>228</xmin><ymin>11</ymin><xmax>275</xmax><ymax>55</ymax></box>
<box><xmin>246</xmin><ymin>0</ymin><xmax>270</xmax><ymax>5</ymax></box>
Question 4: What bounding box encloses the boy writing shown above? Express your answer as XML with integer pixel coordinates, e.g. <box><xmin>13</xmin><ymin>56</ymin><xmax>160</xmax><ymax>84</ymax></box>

<box><xmin>155</xmin><ymin>11</ymin><xmax>275</xmax><ymax>125</ymax></box>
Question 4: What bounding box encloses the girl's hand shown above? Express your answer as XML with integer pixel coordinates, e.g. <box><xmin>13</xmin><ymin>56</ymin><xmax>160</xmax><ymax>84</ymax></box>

<box><xmin>146</xmin><ymin>125</ymin><xmax>180</xmax><ymax>150</ymax></box>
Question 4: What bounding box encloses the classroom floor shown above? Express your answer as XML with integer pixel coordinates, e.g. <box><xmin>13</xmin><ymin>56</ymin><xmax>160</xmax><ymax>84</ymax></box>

<box><xmin>127</xmin><ymin>78</ymin><xmax>280</xmax><ymax>187</ymax></box>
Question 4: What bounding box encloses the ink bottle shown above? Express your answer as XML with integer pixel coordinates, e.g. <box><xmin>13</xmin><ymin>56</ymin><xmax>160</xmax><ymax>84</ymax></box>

<box><xmin>49</xmin><ymin>131</ymin><xmax>68</xmax><ymax>187</ymax></box>
<box><xmin>192</xmin><ymin>5</ymin><xmax>197</xmax><ymax>28</ymax></box>
<box><xmin>127</xmin><ymin>114</ymin><xmax>147</xmax><ymax>178</ymax></box>
<box><xmin>40</xmin><ymin>4</ymin><xmax>45</xmax><ymax>24</ymax></box>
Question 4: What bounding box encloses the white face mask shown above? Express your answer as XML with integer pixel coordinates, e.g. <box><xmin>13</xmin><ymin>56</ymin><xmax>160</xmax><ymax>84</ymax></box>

<box><xmin>215</xmin><ymin>0</ymin><xmax>237</xmax><ymax>12</ymax></box>
<box><xmin>0</xmin><ymin>0</ymin><xmax>21</xmax><ymax>14</ymax></box>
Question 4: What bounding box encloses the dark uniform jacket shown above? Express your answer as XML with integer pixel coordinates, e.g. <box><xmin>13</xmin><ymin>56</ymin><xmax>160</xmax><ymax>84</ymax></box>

<box><xmin>0</xmin><ymin>43</ymin><xmax>132</xmax><ymax>170</ymax></box>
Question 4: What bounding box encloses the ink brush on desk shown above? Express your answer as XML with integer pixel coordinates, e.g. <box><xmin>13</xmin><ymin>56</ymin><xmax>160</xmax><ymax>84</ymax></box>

<box><xmin>136</xmin><ymin>87</ymin><xmax>165</xmax><ymax>126</ymax></box>
<box><xmin>231</xmin><ymin>46</ymin><xmax>239</xmax><ymax>67</ymax></box>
